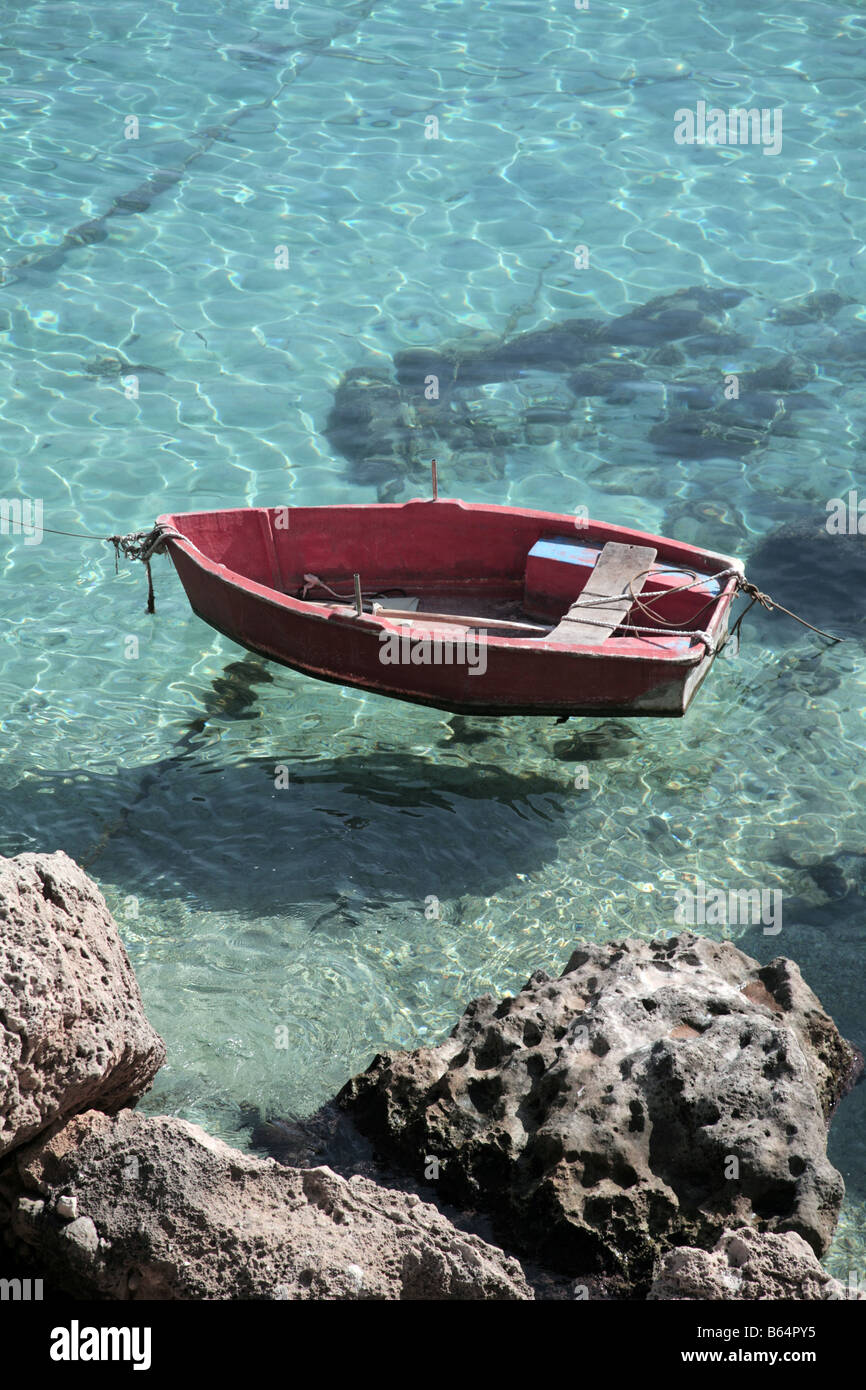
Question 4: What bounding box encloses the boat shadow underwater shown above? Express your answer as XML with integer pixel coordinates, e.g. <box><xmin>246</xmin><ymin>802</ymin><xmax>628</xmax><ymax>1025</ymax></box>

<box><xmin>3</xmin><ymin>739</ymin><xmax>585</xmax><ymax>923</ymax></box>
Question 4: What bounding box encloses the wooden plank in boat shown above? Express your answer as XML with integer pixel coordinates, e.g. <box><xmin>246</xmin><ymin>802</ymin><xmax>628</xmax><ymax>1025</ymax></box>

<box><xmin>372</xmin><ymin>604</ymin><xmax>547</xmax><ymax>633</ymax></box>
<box><xmin>547</xmin><ymin>541</ymin><xmax>657</xmax><ymax>645</ymax></box>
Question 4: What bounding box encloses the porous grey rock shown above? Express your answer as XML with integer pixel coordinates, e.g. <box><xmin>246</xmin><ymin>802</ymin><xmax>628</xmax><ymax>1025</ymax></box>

<box><xmin>4</xmin><ymin>1110</ymin><xmax>532</xmax><ymax>1300</ymax></box>
<box><xmin>0</xmin><ymin>851</ymin><xmax>166</xmax><ymax>1158</ymax></box>
<box><xmin>648</xmin><ymin>1227</ymin><xmax>865</xmax><ymax>1300</ymax></box>
<box><xmin>338</xmin><ymin>933</ymin><xmax>858</xmax><ymax>1286</ymax></box>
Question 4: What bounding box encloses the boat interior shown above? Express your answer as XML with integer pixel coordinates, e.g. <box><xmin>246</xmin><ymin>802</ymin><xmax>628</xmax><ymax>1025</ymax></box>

<box><xmin>169</xmin><ymin>502</ymin><xmax>729</xmax><ymax>645</ymax></box>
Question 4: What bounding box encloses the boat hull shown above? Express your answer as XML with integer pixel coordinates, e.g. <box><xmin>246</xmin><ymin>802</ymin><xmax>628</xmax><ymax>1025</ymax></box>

<box><xmin>157</xmin><ymin>500</ymin><xmax>740</xmax><ymax>718</ymax></box>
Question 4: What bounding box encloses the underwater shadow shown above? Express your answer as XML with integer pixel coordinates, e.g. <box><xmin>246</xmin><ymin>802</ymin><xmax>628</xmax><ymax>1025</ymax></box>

<box><xmin>3</xmin><ymin>742</ymin><xmax>579</xmax><ymax>920</ymax></box>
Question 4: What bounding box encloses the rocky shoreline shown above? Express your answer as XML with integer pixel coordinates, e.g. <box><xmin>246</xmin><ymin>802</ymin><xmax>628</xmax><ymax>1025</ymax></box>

<box><xmin>1</xmin><ymin>850</ymin><xmax>862</xmax><ymax>1300</ymax></box>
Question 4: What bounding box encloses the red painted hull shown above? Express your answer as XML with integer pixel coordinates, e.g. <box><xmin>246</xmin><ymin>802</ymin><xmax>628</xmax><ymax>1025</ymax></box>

<box><xmin>156</xmin><ymin>499</ymin><xmax>742</xmax><ymax>717</ymax></box>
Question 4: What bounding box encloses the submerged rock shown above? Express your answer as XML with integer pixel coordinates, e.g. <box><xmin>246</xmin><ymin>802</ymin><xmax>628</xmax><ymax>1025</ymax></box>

<box><xmin>747</xmin><ymin>519</ymin><xmax>866</xmax><ymax>643</ymax></box>
<box><xmin>393</xmin><ymin>288</ymin><xmax>748</xmax><ymax>394</ymax></box>
<box><xmin>683</xmin><ymin>332</ymin><xmax>752</xmax><ymax>355</ymax></box>
<box><xmin>324</xmin><ymin>366</ymin><xmax>407</xmax><ymax>468</ymax></box>
<box><xmin>0</xmin><ymin>851</ymin><xmax>165</xmax><ymax>1160</ymax></box>
<box><xmin>568</xmin><ymin>361</ymin><xmax>649</xmax><ymax>398</ymax></box>
<box><xmin>338</xmin><ymin>933</ymin><xmax>857</xmax><ymax>1286</ymax></box>
<box><xmin>772</xmin><ymin>292</ymin><xmax>855</xmax><ymax>326</ymax></box>
<box><xmin>485</xmin><ymin>319</ymin><xmax>605</xmax><ymax>374</ymax></box>
<box><xmin>648</xmin><ymin>1227</ymin><xmax>864</xmax><ymax>1300</ymax></box>
<box><xmin>740</xmin><ymin>355</ymin><xmax>816</xmax><ymax>393</ymax></box>
<box><xmin>600</xmin><ymin>287</ymin><xmax>750</xmax><ymax>352</ymax></box>
<box><xmin>601</xmin><ymin>307</ymin><xmax>715</xmax><ymax>348</ymax></box>
<box><xmin>324</xmin><ymin>363</ymin><xmax>512</xmax><ymax>488</ymax></box>
<box><xmin>393</xmin><ymin>320</ymin><xmax>605</xmax><ymax>391</ymax></box>
<box><xmin>615</xmin><ymin>285</ymin><xmax>749</xmax><ymax>318</ymax></box>
<box><xmin>84</xmin><ymin>355</ymin><xmax>166</xmax><ymax>379</ymax></box>
<box><xmin>823</xmin><ymin>328</ymin><xmax>866</xmax><ymax>364</ymax></box>
<box><xmin>806</xmin><ymin>850</ymin><xmax>866</xmax><ymax>903</ymax></box>
<box><xmin>3</xmin><ymin>1110</ymin><xmax>532</xmax><ymax>1300</ymax></box>
<box><xmin>648</xmin><ymin>408</ymin><xmax>768</xmax><ymax>459</ymax></box>
<box><xmin>327</xmin><ymin>286</ymin><xmax>776</xmax><ymax>485</ymax></box>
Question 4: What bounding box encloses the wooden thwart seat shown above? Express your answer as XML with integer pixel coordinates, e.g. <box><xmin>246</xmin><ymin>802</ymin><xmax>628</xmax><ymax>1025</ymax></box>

<box><xmin>547</xmin><ymin>541</ymin><xmax>657</xmax><ymax>644</ymax></box>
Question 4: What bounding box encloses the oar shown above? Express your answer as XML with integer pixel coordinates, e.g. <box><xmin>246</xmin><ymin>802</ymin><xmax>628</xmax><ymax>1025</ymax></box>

<box><xmin>370</xmin><ymin>604</ymin><xmax>550</xmax><ymax>634</ymax></box>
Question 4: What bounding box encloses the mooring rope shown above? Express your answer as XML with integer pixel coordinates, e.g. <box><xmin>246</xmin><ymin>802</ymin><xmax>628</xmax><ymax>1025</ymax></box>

<box><xmin>579</xmin><ymin>564</ymin><xmax>845</xmax><ymax>649</ymax></box>
<box><xmin>106</xmin><ymin>525</ymin><xmax>183</xmax><ymax>614</ymax></box>
<box><xmin>0</xmin><ymin>521</ymin><xmax>847</xmax><ymax>641</ymax></box>
<box><xmin>725</xmin><ymin>577</ymin><xmax>843</xmax><ymax>648</ymax></box>
<box><xmin>1</xmin><ymin>519</ymin><xmax>181</xmax><ymax>612</ymax></box>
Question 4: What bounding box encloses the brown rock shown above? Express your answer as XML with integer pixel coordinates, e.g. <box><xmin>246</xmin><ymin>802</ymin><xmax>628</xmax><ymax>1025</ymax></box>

<box><xmin>0</xmin><ymin>851</ymin><xmax>165</xmax><ymax>1157</ymax></box>
<box><xmin>648</xmin><ymin>1226</ymin><xmax>865</xmax><ymax>1300</ymax></box>
<box><xmin>4</xmin><ymin>1110</ymin><xmax>532</xmax><ymax>1300</ymax></box>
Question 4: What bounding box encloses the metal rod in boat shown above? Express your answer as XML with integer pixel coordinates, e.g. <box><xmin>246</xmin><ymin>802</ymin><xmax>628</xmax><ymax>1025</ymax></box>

<box><xmin>431</xmin><ymin>458</ymin><xmax>438</xmax><ymax>500</ymax></box>
<box><xmin>353</xmin><ymin>572</ymin><xmax>363</xmax><ymax>616</ymax></box>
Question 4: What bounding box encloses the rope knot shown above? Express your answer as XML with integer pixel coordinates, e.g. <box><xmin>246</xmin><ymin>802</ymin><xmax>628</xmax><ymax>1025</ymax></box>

<box><xmin>736</xmin><ymin>577</ymin><xmax>775</xmax><ymax>612</ymax></box>
<box><xmin>107</xmin><ymin>524</ymin><xmax>175</xmax><ymax>613</ymax></box>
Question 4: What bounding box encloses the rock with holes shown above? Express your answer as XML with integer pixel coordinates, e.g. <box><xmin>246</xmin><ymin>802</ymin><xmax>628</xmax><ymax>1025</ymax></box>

<box><xmin>1</xmin><ymin>1110</ymin><xmax>532</xmax><ymax>1300</ymax></box>
<box><xmin>338</xmin><ymin>932</ymin><xmax>859</xmax><ymax>1288</ymax></box>
<box><xmin>0</xmin><ymin>851</ymin><xmax>166</xmax><ymax>1158</ymax></box>
<box><xmin>648</xmin><ymin>1226</ymin><xmax>865</xmax><ymax>1300</ymax></box>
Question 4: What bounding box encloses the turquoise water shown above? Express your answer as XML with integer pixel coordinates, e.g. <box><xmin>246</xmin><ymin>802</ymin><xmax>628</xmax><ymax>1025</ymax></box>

<box><xmin>1</xmin><ymin>0</ymin><xmax>864</xmax><ymax>1282</ymax></box>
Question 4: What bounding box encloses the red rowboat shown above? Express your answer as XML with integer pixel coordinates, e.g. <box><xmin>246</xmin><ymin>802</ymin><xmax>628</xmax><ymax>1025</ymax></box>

<box><xmin>155</xmin><ymin>497</ymin><xmax>743</xmax><ymax>717</ymax></box>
